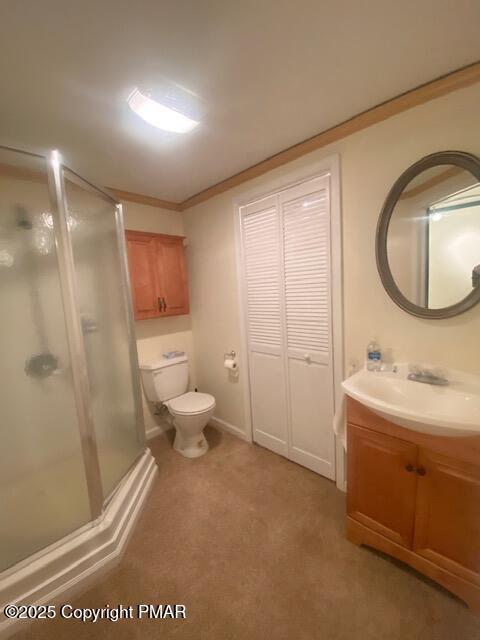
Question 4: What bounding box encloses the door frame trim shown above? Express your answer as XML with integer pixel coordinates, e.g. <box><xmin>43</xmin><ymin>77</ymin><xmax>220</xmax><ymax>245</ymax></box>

<box><xmin>233</xmin><ymin>154</ymin><xmax>345</xmax><ymax>490</ymax></box>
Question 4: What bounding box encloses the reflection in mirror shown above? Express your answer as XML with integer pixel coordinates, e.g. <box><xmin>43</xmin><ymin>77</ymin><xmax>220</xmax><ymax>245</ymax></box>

<box><xmin>387</xmin><ymin>165</ymin><xmax>480</xmax><ymax>309</ymax></box>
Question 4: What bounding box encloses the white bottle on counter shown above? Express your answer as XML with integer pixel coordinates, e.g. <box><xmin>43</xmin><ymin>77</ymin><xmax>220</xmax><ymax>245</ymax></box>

<box><xmin>366</xmin><ymin>340</ymin><xmax>382</xmax><ymax>371</ymax></box>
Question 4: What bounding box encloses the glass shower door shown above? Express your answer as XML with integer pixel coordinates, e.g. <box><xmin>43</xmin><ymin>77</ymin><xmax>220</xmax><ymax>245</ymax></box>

<box><xmin>63</xmin><ymin>170</ymin><xmax>144</xmax><ymax>498</ymax></box>
<box><xmin>0</xmin><ymin>150</ymin><xmax>91</xmax><ymax>571</ymax></box>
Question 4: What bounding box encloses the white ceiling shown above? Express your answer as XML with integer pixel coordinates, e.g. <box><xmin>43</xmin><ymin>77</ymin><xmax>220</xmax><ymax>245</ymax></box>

<box><xmin>1</xmin><ymin>0</ymin><xmax>479</xmax><ymax>202</ymax></box>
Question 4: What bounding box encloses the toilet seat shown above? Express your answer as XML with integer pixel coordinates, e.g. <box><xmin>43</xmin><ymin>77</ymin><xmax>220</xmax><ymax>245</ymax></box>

<box><xmin>167</xmin><ymin>392</ymin><xmax>215</xmax><ymax>416</ymax></box>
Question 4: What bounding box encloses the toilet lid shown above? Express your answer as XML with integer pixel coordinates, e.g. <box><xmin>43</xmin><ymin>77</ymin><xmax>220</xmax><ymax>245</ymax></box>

<box><xmin>168</xmin><ymin>392</ymin><xmax>215</xmax><ymax>415</ymax></box>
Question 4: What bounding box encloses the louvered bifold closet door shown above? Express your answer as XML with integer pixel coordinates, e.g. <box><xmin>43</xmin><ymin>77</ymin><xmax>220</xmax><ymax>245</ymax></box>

<box><xmin>240</xmin><ymin>196</ymin><xmax>288</xmax><ymax>456</ymax></box>
<box><xmin>280</xmin><ymin>175</ymin><xmax>336</xmax><ymax>479</ymax></box>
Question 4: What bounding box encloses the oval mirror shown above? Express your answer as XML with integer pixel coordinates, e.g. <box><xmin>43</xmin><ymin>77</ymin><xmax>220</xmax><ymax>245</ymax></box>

<box><xmin>376</xmin><ymin>151</ymin><xmax>480</xmax><ymax>318</ymax></box>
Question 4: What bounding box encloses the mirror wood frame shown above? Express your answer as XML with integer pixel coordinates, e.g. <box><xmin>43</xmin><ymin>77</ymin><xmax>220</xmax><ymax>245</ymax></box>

<box><xmin>376</xmin><ymin>150</ymin><xmax>480</xmax><ymax>319</ymax></box>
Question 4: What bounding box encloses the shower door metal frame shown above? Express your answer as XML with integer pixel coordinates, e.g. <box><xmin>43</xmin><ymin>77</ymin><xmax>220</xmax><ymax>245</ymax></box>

<box><xmin>57</xmin><ymin>165</ymin><xmax>146</xmax><ymax>454</ymax></box>
<box><xmin>0</xmin><ymin>144</ymin><xmax>146</xmax><ymax>521</ymax></box>
<box><xmin>46</xmin><ymin>152</ymin><xmax>105</xmax><ymax>518</ymax></box>
<box><xmin>43</xmin><ymin>150</ymin><xmax>146</xmax><ymax>519</ymax></box>
<box><xmin>115</xmin><ymin>202</ymin><xmax>146</xmax><ymax>449</ymax></box>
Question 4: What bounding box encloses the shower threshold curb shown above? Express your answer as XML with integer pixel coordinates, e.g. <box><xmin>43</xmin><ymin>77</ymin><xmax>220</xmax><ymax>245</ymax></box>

<box><xmin>0</xmin><ymin>449</ymin><xmax>158</xmax><ymax>639</ymax></box>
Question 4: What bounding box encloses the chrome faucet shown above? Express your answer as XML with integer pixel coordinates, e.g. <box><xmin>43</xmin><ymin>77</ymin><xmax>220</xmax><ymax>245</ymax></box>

<box><xmin>407</xmin><ymin>365</ymin><xmax>449</xmax><ymax>386</ymax></box>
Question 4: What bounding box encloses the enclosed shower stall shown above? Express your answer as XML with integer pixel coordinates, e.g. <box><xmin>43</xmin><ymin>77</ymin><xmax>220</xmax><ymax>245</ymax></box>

<box><xmin>0</xmin><ymin>146</ymin><xmax>155</xmax><ymax>628</ymax></box>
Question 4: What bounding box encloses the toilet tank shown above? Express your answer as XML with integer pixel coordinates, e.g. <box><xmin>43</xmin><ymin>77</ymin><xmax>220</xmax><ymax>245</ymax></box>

<box><xmin>139</xmin><ymin>354</ymin><xmax>189</xmax><ymax>402</ymax></box>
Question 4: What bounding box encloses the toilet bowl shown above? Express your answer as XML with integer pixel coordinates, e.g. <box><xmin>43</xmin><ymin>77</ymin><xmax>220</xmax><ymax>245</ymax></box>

<box><xmin>139</xmin><ymin>354</ymin><xmax>215</xmax><ymax>459</ymax></box>
<box><xmin>165</xmin><ymin>392</ymin><xmax>215</xmax><ymax>458</ymax></box>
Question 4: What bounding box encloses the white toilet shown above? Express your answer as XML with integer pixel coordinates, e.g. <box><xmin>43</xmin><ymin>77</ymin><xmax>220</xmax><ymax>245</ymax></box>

<box><xmin>140</xmin><ymin>355</ymin><xmax>215</xmax><ymax>458</ymax></box>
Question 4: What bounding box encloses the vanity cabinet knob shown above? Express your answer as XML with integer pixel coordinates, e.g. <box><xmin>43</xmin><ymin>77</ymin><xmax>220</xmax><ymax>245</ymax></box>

<box><xmin>405</xmin><ymin>464</ymin><xmax>414</xmax><ymax>473</ymax></box>
<box><xmin>416</xmin><ymin>467</ymin><xmax>426</xmax><ymax>476</ymax></box>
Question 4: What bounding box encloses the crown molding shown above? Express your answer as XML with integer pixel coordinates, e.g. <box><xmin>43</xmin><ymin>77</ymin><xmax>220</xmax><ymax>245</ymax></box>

<box><xmin>180</xmin><ymin>60</ymin><xmax>480</xmax><ymax>210</ymax></box>
<box><xmin>107</xmin><ymin>187</ymin><xmax>182</xmax><ymax>211</ymax></box>
<box><xmin>106</xmin><ymin>61</ymin><xmax>480</xmax><ymax>213</ymax></box>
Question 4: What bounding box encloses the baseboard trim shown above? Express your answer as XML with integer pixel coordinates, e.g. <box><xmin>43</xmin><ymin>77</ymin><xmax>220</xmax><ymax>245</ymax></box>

<box><xmin>145</xmin><ymin>422</ymin><xmax>172</xmax><ymax>440</ymax></box>
<box><xmin>209</xmin><ymin>416</ymin><xmax>249</xmax><ymax>442</ymax></box>
<box><xmin>0</xmin><ymin>449</ymin><xmax>158</xmax><ymax>639</ymax></box>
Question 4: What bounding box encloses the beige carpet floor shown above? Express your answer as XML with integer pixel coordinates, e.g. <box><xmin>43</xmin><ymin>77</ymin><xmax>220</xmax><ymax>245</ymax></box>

<box><xmin>14</xmin><ymin>426</ymin><xmax>480</xmax><ymax>640</ymax></box>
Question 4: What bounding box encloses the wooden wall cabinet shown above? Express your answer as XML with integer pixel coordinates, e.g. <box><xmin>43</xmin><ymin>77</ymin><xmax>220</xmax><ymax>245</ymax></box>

<box><xmin>346</xmin><ymin>398</ymin><xmax>480</xmax><ymax>612</ymax></box>
<box><xmin>125</xmin><ymin>230</ymin><xmax>189</xmax><ymax>320</ymax></box>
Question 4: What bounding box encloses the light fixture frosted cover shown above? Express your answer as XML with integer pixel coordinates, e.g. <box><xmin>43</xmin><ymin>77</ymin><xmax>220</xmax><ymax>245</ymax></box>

<box><xmin>128</xmin><ymin>89</ymin><xmax>199</xmax><ymax>133</ymax></box>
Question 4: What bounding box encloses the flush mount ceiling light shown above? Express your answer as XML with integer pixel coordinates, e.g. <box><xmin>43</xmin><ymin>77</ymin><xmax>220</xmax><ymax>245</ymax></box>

<box><xmin>127</xmin><ymin>88</ymin><xmax>199</xmax><ymax>133</ymax></box>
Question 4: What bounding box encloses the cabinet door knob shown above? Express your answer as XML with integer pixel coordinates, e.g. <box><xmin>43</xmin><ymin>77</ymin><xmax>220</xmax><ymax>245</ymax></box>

<box><xmin>416</xmin><ymin>467</ymin><xmax>426</xmax><ymax>476</ymax></box>
<box><xmin>405</xmin><ymin>463</ymin><xmax>414</xmax><ymax>473</ymax></box>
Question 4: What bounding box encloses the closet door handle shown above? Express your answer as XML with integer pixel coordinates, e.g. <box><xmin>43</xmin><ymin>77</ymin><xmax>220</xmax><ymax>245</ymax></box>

<box><xmin>157</xmin><ymin>297</ymin><xmax>162</xmax><ymax>312</ymax></box>
<box><xmin>163</xmin><ymin>297</ymin><xmax>167</xmax><ymax>311</ymax></box>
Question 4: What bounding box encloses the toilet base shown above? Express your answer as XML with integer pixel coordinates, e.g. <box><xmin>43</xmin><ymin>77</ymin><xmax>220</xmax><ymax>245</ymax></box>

<box><xmin>173</xmin><ymin>429</ymin><xmax>209</xmax><ymax>459</ymax></box>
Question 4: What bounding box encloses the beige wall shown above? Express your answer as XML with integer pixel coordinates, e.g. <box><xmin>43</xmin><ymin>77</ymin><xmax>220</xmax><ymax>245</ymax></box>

<box><xmin>184</xmin><ymin>82</ymin><xmax>480</xmax><ymax>435</ymax></box>
<box><xmin>122</xmin><ymin>201</ymin><xmax>196</xmax><ymax>436</ymax></box>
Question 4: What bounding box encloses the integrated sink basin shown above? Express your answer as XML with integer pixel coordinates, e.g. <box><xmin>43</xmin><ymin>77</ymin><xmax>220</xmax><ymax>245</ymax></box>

<box><xmin>342</xmin><ymin>364</ymin><xmax>480</xmax><ymax>437</ymax></box>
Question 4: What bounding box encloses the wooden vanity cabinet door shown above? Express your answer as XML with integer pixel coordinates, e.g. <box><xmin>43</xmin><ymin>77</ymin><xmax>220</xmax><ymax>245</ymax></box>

<box><xmin>155</xmin><ymin>237</ymin><xmax>189</xmax><ymax>316</ymax></box>
<box><xmin>347</xmin><ymin>424</ymin><xmax>418</xmax><ymax>548</ymax></box>
<box><xmin>125</xmin><ymin>232</ymin><xmax>159</xmax><ymax>320</ymax></box>
<box><xmin>413</xmin><ymin>449</ymin><xmax>480</xmax><ymax>585</ymax></box>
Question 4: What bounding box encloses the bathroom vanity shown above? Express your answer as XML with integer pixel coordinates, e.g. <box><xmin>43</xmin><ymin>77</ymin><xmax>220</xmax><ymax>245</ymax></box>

<box><xmin>346</xmin><ymin>397</ymin><xmax>480</xmax><ymax>611</ymax></box>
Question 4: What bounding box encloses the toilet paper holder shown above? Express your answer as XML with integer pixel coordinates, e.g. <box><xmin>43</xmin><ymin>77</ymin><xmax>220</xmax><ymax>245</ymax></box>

<box><xmin>224</xmin><ymin>350</ymin><xmax>238</xmax><ymax>376</ymax></box>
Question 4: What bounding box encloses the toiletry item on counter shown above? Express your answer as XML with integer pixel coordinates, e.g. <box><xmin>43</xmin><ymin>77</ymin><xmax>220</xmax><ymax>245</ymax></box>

<box><xmin>366</xmin><ymin>340</ymin><xmax>382</xmax><ymax>371</ymax></box>
<box><xmin>163</xmin><ymin>351</ymin><xmax>185</xmax><ymax>359</ymax></box>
